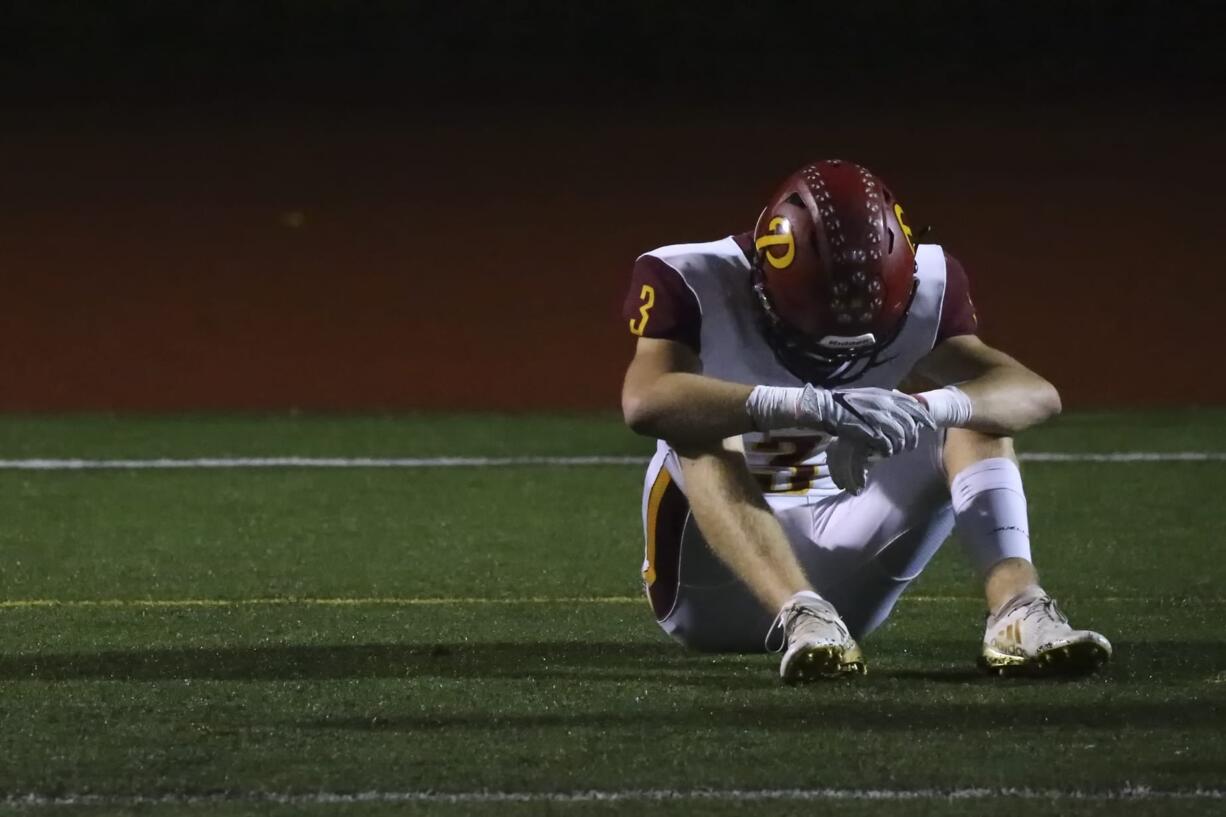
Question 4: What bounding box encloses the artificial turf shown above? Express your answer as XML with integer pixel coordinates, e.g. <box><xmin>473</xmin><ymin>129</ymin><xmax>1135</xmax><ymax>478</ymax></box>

<box><xmin>0</xmin><ymin>410</ymin><xmax>1224</xmax><ymax>815</ymax></box>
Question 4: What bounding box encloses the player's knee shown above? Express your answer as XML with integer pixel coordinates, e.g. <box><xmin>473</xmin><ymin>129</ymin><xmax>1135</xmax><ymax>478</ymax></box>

<box><xmin>1038</xmin><ymin>379</ymin><xmax>1062</xmax><ymax>420</ymax></box>
<box><xmin>942</xmin><ymin>428</ymin><xmax>1017</xmax><ymax>477</ymax></box>
<box><xmin>622</xmin><ymin>392</ymin><xmax>658</xmax><ymax>437</ymax></box>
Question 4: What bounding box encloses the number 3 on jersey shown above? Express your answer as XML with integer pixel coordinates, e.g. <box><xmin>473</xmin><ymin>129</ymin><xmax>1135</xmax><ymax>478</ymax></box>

<box><xmin>629</xmin><ymin>284</ymin><xmax>655</xmax><ymax>336</ymax></box>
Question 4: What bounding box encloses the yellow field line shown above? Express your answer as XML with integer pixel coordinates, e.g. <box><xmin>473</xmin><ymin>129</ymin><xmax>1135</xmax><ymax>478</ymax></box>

<box><xmin>0</xmin><ymin>594</ymin><xmax>1221</xmax><ymax>609</ymax></box>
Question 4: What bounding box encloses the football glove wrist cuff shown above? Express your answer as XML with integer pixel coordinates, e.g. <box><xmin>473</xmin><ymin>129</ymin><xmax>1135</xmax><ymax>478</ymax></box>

<box><xmin>914</xmin><ymin>386</ymin><xmax>973</xmax><ymax>428</ymax></box>
<box><xmin>745</xmin><ymin>385</ymin><xmax>809</xmax><ymax>431</ymax></box>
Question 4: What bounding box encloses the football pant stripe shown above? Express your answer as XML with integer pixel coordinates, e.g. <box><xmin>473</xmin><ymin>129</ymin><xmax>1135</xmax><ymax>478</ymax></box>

<box><xmin>642</xmin><ymin>468</ymin><xmax>689</xmax><ymax>621</ymax></box>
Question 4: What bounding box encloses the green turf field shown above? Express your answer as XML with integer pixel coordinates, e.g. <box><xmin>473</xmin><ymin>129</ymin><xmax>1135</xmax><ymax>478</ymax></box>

<box><xmin>1</xmin><ymin>410</ymin><xmax>1224</xmax><ymax>815</ymax></box>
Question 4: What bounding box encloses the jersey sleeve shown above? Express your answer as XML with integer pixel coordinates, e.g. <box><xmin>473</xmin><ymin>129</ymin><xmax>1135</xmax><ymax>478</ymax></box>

<box><xmin>937</xmin><ymin>251</ymin><xmax>979</xmax><ymax>342</ymax></box>
<box><xmin>622</xmin><ymin>254</ymin><xmax>702</xmax><ymax>352</ymax></box>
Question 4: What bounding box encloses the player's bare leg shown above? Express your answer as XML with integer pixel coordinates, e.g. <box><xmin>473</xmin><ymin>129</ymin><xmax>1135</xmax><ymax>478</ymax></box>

<box><xmin>679</xmin><ymin>442</ymin><xmax>865</xmax><ymax>681</ymax></box>
<box><xmin>983</xmin><ymin>557</ymin><xmax>1040</xmax><ymax>614</ymax></box>
<box><xmin>944</xmin><ymin>428</ymin><xmax>1111</xmax><ymax>676</ymax></box>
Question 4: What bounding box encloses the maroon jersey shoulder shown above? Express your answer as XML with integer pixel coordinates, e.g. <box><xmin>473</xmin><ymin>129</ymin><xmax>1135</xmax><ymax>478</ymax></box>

<box><xmin>732</xmin><ymin>231</ymin><xmax>755</xmax><ymax>261</ymax></box>
<box><xmin>622</xmin><ymin>253</ymin><xmax>702</xmax><ymax>352</ymax></box>
<box><xmin>937</xmin><ymin>250</ymin><xmax>979</xmax><ymax>342</ymax></box>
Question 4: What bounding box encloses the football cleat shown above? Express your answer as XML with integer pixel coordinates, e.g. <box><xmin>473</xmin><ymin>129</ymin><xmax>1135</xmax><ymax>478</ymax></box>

<box><xmin>979</xmin><ymin>593</ymin><xmax>1112</xmax><ymax>677</ymax></box>
<box><xmin>770</xmin><ymin>596</ymin><xmax>866</xmax><ymax>683</ymax></box>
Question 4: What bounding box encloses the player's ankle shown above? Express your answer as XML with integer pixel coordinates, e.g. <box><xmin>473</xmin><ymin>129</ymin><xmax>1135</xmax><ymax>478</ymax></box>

<box><xmin>787</xmin><ymin>589</ymin><xmax>824</xmax><ymax>607</ymax></box>
<box><xmin>989</xmin><ymin>583</ymin><xmax>1045</xmax><ymax>617</ymax></box>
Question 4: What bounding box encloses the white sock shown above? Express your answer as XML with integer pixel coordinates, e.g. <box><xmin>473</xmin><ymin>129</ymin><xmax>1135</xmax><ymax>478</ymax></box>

<box><xmin>787</xmin><ymin>590</ymin><xmax>824</xmax><ymax>607</ymax></box>
<box><xmin>950</xmin><ymin>458</ymin><xmax>1033</xmax><ymax>576</ymax></box>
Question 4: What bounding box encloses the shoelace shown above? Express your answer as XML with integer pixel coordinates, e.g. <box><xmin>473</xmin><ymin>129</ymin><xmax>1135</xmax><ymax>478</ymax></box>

<box><xmin>991</xmin><ymin>592</ymin><xmax>1062</xmax><ymax>624</ymax></box>
<box><xmin>1021</xmin><ymin>596</ymin><xmax>1069</xmax><ymax>626</ymax></box>
<box><xmin>765</xmin><ymin>608</ymin><xmax>788</xmax><ymax>653</ymax></box>
<box><xmin>764</xmin><ymin>602</ymin><xmax>845</xmax><ymax>653</ymax></box>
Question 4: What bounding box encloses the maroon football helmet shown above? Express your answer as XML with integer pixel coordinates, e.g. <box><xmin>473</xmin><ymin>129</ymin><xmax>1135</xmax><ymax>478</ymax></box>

<box><xmin>750</xmin><ymin>159</ymin><xmax>918</xmax><ymax>384</ymax></box>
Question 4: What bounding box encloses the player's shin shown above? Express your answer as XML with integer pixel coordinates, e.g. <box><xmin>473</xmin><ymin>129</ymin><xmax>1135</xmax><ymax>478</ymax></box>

<box><xmin>946</xmin><ymin>445</ymin><xmax>1042</xmax><ymax>613</ymax></box>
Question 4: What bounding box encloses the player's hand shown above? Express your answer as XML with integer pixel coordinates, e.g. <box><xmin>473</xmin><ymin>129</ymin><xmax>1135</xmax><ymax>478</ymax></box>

<box><xmin>797</xmin><ymin>385</ymin><xmax>935</xmax><ymax>455</ymax></box>
<box><xmin>826</xmin><ymin>437</ymin><xmax>881</xmax><ymax>496</ymax></box>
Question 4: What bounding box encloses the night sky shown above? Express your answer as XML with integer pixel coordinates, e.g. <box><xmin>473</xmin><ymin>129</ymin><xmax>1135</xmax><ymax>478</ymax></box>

<box><xmin>4</xmin><ymin>1</ymin><xmax>1222</xmax><ymax>106</ymax></box>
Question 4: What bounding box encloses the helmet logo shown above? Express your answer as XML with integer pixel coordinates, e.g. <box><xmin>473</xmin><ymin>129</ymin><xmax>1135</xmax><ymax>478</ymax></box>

<box><xmin>755</xmin><ymin>216</ymin><xmax>795</xmax><ymax>270</ymax></box>
<box><xmin>818</xmin><ymin>333</ymin><xmax>876</xmax><ymax>351</ymax></box>
<box><xmin>893</xmin><ymin>204</ymin><xmax>916</xmax><ymax>254</ymax></box>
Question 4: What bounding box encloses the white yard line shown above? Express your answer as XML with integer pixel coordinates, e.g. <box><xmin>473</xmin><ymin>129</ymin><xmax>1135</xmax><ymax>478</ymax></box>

<box><xmin>1</xmin><ymin>786</ymin><xmax>1223</xmax><ymax>808</ymax></box>
<box><xmin>1020</xmin><ymin>452</ymin><xmax>1226</xmax><ymax>462</ymax></box>
<box><xmin>0</xmin><ymin>452</ymin><xmax>1223</xmax><ymax>470</ymax></box>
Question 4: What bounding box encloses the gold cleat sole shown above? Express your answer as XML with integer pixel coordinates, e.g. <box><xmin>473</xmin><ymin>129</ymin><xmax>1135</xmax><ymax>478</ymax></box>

<box><xmin>979</xmin><ymin>638</ymin><xmax>1111</xmax><ymax>678</ymax></box>
<box><xmin>783</xmin><ymin>644</ymin><xmax>867</xmax><ymax>684</ymax></box>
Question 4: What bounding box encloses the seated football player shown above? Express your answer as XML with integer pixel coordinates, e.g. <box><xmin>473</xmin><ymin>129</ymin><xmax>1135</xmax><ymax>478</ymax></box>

<box><xmin>620</xmin><ymin>159</ymin><xmax>1110</xmax><ymax>682</ymax></box>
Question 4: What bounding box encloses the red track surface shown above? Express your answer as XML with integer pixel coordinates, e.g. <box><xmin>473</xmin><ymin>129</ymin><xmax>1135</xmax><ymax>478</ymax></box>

<box><xmin>3</xmin><ymin>106</ymin><xmax>1222</xmax><ymax>411</ymax></box>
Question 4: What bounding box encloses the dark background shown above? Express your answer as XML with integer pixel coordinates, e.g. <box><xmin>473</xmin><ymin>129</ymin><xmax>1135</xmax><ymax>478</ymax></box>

<box><xmin>2</xmin><ymin>1</ymin><xmax>1223</xmax><ymax>411</ymax></box>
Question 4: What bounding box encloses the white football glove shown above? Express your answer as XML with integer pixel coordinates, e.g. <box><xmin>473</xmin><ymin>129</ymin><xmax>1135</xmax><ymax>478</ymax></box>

<box><xmin>746</xmin><ymin>384</ymin><xmax>936</xmax><ymax>455</ymax></box>
<box><xmin>826</xmin><ymin>437</ymin><xmax>882</xmax><ymax>496</ymax></box>
<box><xmin>798</xmin><ymin>385</ymin><xmax>935</xmax><ymax>455</ymax></box>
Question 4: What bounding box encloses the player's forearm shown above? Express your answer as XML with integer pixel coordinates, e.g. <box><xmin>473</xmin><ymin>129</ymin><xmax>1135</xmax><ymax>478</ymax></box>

<box><xmin>678</xmin><ymin>445</ymin><xmax>809</xmax><ymax>610</ymax></box>
<box><xmin>622</xmin><ymin>372</ymin><xmax>756</xmax><ymax>448</ymax></box>
<box><xmin>918</xmin><ymin>367</ymin><xmax>1061</xmax><ymax>435</ymax></box>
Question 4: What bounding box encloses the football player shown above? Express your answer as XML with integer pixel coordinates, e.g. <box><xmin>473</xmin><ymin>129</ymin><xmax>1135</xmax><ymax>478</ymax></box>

<box><xmin>621</xmin><ymin>159</ymin><xmax>1110</xmax><ymax>682</ymax></box>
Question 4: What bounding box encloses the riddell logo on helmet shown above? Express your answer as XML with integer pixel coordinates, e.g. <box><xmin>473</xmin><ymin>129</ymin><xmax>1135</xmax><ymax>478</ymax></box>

<box><xmin>818</xmin><ymin>334</ymin><xmax>877</xmax><ymax>350</ymax></box>
<box><xmin>754</xmin><ymin>217</ymin><xmax>795</xmax><ymax>270</ymax></box>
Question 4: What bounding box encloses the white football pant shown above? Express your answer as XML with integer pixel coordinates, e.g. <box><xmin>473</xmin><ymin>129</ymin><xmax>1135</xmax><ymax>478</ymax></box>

<box><xmin>640</xmin><ymin>430</ymin><xmax>953</xmax><ymax>652</ymax></box>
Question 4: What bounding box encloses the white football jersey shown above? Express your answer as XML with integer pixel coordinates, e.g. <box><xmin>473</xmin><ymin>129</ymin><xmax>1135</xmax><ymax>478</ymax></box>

<box><xmin>644</xmin><ymin>238</ymin><xmax>949</xmax><ymax>502</ymax></box>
